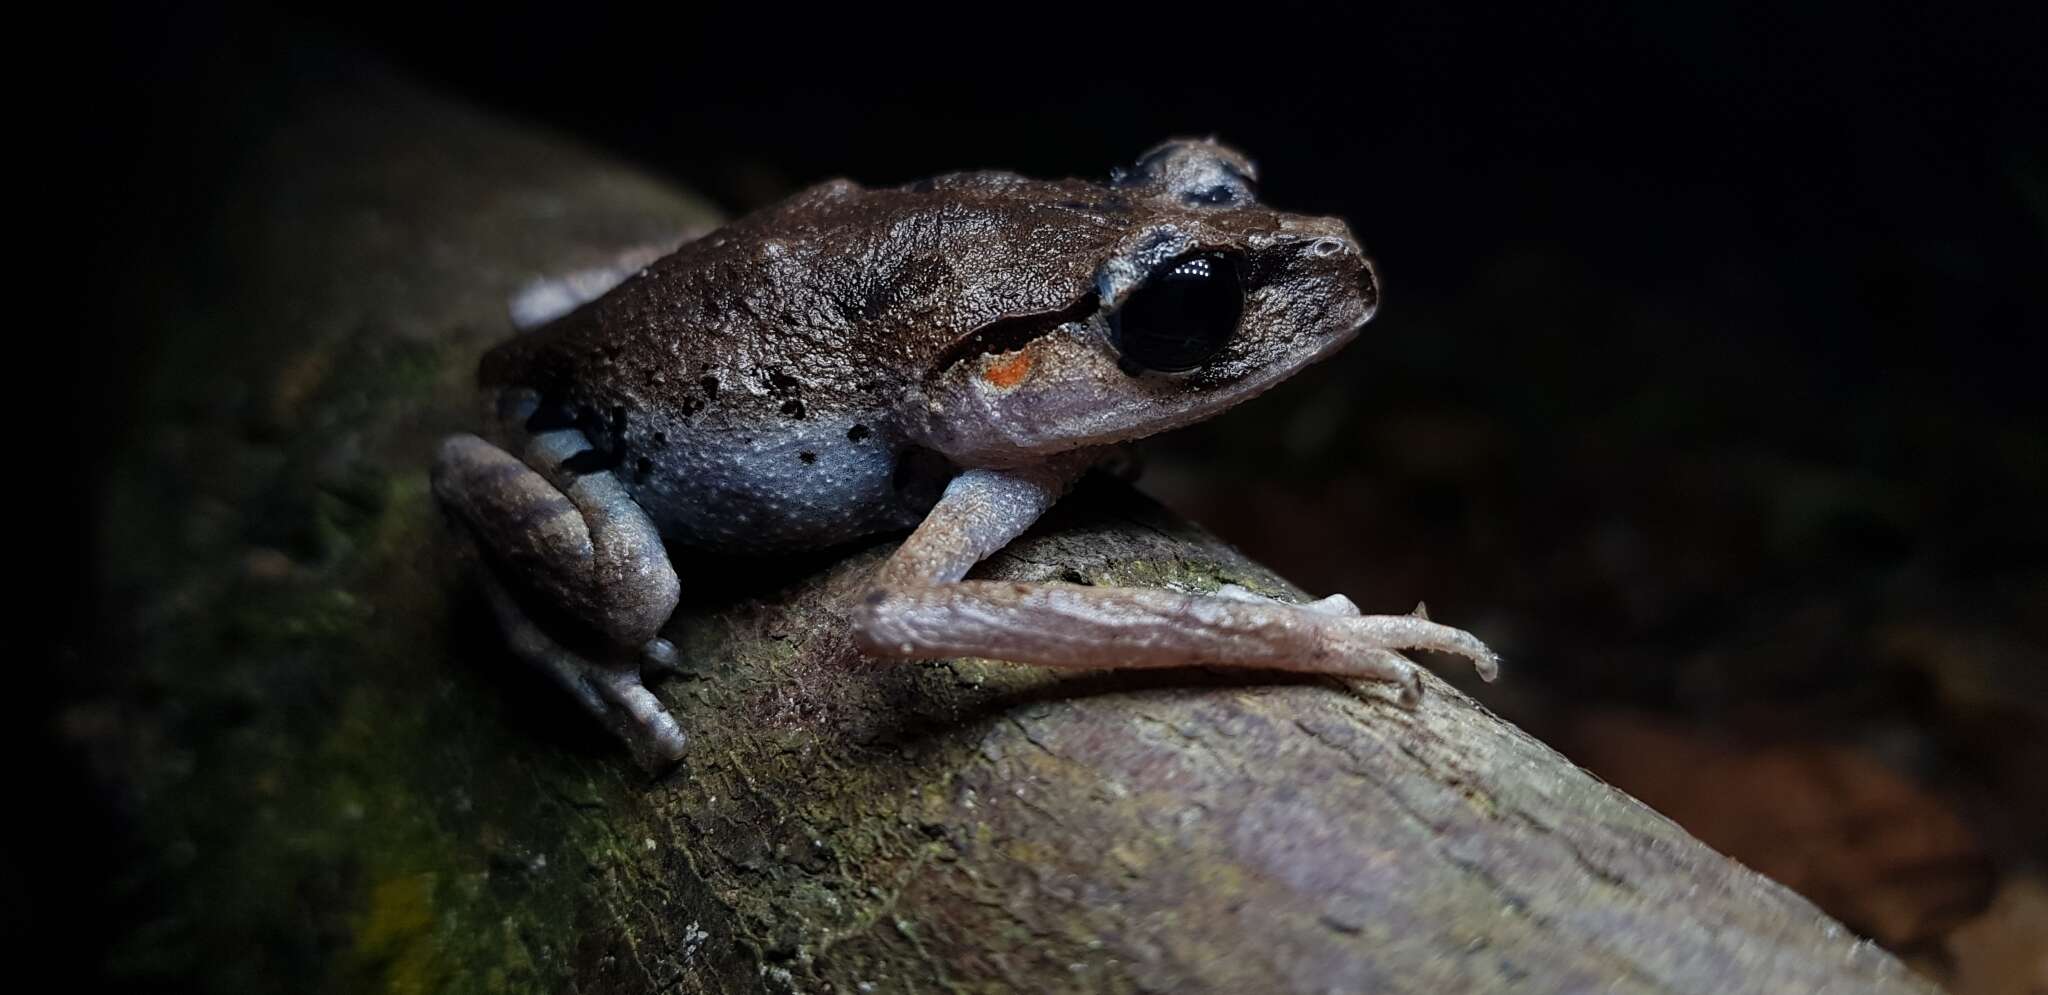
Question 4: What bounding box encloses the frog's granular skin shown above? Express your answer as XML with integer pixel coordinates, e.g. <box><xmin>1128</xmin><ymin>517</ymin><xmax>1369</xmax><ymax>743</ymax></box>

<box><xmin>476</xmin><ymin>139</ymin><xmax>1375</xmax><ymax>553</ymax></box>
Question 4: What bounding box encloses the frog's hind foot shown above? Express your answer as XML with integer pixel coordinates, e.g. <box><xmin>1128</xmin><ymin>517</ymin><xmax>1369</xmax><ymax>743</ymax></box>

<box><xmin>482</xmin><ymin>575</ymin><xmax>688</xmax><ymax>771</ymax></box>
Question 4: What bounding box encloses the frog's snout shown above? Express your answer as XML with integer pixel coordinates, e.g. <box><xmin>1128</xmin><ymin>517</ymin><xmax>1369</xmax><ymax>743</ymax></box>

<box><xmin>1357</xmin><ymin>255</ymin><xmax>1381</xmax><ymax>324</ymax></box>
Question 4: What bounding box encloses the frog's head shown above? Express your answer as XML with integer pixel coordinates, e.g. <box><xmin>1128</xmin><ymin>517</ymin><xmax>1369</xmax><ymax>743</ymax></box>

<box><xmin>910</xmin><ymin>138</ymin><xmax>1378</xmax><ymax>468</ymax></box>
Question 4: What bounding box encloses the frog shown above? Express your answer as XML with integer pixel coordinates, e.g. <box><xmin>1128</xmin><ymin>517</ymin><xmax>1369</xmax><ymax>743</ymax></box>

<box><xmin>432</xmin><ymin>138</ymin><xmax>1499</xmax><ymax>770</ymax></box>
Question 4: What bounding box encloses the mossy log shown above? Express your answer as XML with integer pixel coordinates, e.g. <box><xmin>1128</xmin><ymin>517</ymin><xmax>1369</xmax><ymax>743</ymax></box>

<box><xmin>91</xmin><ymin>57</ymin><xmax>1940</xmax><ymax>994</ymax></box>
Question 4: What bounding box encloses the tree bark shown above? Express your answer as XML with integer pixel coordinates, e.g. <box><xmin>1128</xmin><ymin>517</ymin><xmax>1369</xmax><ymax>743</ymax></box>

<box><xmin>87</xmin><ymin>51</ymin><xmax>1941</xmax><ymax>994</ymax></box>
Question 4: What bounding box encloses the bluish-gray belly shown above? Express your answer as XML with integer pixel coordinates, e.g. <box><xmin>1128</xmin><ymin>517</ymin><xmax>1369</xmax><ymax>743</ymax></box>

<box><xmin>627</xmin><ymin>419</ymin><xmax>930</xmax><ymax>553</ymax></box>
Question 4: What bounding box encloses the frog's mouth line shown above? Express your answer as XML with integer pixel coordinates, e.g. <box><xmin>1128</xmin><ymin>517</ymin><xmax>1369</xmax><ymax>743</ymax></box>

<box><xmin>1010</xmin><ymin>316</ymin><xmax>1363</xmax><ymax>458</ymax></box>
<box><xmin>922</xmin><ymin>294</ymin><xmax>1099</xmax><ymax>387</ymax></box>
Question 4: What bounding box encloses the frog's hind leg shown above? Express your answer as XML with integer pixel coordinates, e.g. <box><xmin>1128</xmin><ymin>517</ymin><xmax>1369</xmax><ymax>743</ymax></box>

<box><xmin>432</xmin><ymin>429</ymin><xmax>686</xmax><ymax>770</ymax></box>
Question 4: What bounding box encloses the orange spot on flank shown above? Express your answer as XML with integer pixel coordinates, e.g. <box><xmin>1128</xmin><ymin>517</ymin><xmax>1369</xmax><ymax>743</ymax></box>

<box><xmin>982</xmin><ymin>351</ymin><xmax>1034</xmax><ymax>389</ymax></box>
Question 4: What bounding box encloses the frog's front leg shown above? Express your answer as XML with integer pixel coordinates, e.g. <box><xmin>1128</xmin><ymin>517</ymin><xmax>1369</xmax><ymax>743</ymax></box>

<box><xmin>432</xmin><ymin>422</ymin><xmax>686</xmax><ymax>771</ymax></box>
<box><xmin>852</xmin><ymin>466</ymin><xmax>1498</xmax><ymax>702</ymax></box>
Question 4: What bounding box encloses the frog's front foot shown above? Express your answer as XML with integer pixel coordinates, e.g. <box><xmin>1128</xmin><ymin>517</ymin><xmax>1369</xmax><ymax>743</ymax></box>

<box><xmin>1214</xmin><ymin>583</ymin><xmax>1362</xmax><ymax>618</ymax></box>
<box><xmin>853</xmin><ymin>467</ymin><xmax>1500</xmax><ymax>709</ymax></box>
<box><xmin>1210</xmin><ymin>585</ymin><xmax>1464</xmax><ymax>704</ymax></box>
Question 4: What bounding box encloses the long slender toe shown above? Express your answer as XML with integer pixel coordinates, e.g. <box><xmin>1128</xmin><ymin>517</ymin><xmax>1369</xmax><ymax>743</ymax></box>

<box><xmin>595</xmin><ymin>674</ymin><xmax>687</xmax><ymax>772</ymax></box>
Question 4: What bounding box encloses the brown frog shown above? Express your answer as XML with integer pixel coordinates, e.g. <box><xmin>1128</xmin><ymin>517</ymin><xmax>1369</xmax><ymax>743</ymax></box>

<box><xmin>433</xmin><ymin>139</ymin><xmax>1498</xmax><ymax>769</ymax></box>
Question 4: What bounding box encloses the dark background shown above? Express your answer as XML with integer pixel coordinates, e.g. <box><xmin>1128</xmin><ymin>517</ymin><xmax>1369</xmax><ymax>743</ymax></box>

<box><xmin>58</xmin><ymin>0</ymin><xmax>2047</xmax><ymax>988</ymax></box>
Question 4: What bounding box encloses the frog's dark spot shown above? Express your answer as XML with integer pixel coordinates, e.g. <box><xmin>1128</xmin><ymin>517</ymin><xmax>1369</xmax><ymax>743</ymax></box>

<box><xmin>679</xmin><ymin>395</ymin><xmax>706</xmax><ymax>418</ymax></box>
<box><xmin>798</xmin><ymin>451</ymin><xmax>817</xmax><ymax>465</ymax></box>
<box><xmin>767</xmin><ymin>371</ymin><xmax>802</xmax><ymax>397</ymax></box>
<box><xmin>846</xmin><ymin>423</ymin><xmax>871</xmax><ymax>443</ymax></box>
<box><xmin>781</xmin><ymin>398</ymin><xmax>807</xmax><ymax>419</ymax></box>
<box><xmin>651</xmin><ymin>431</ymin><xmax>668</xmax><ymax>448</ymax></box>
<box><xmin>699</xmin><ymin>375</ymin><xmax>719</xmax><ymax>399</ymax></box>
<box><xmin>525</xmin><ymin>393</ymin><xmax>579</xmax><ymax>433</ymax></box>
<box><xmin>634</xmin><ymin>457</ymin><xmax>653</xmax><ymax>483</ymax></box>
<box><xmin>560</xmin><ymin>448</ymin><xmax>619</xmax><ymax>475</ymax></box>
<box><xmin>542</xmin><ymin>401</ymin><xmax>634</xmax><ymax>473</ymax></box>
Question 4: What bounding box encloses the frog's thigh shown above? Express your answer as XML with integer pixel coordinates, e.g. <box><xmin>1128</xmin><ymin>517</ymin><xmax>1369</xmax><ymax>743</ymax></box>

<box><xmin>432</xmin><ymin>432</ymin><xmax>686</xmax><ymax>768</ymax></box>
<box><xmin>432</xmin><ymin>433</ymin><xmax>678</xmax><ymax>648</ymax></box>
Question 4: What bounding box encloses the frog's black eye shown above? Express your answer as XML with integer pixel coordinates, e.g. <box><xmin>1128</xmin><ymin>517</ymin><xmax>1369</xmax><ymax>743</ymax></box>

<box><xmin>1109</xmin><ymin>251</ymin><xmax>1244</xmax><ymax>373</ymax></box>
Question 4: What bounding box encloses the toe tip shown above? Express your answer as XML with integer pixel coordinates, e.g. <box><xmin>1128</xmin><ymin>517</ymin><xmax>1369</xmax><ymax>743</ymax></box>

<box><xmin>1476</xmin><ymin>654</ymin><xmax>1502</xmax><ymax>682</ymax></box>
